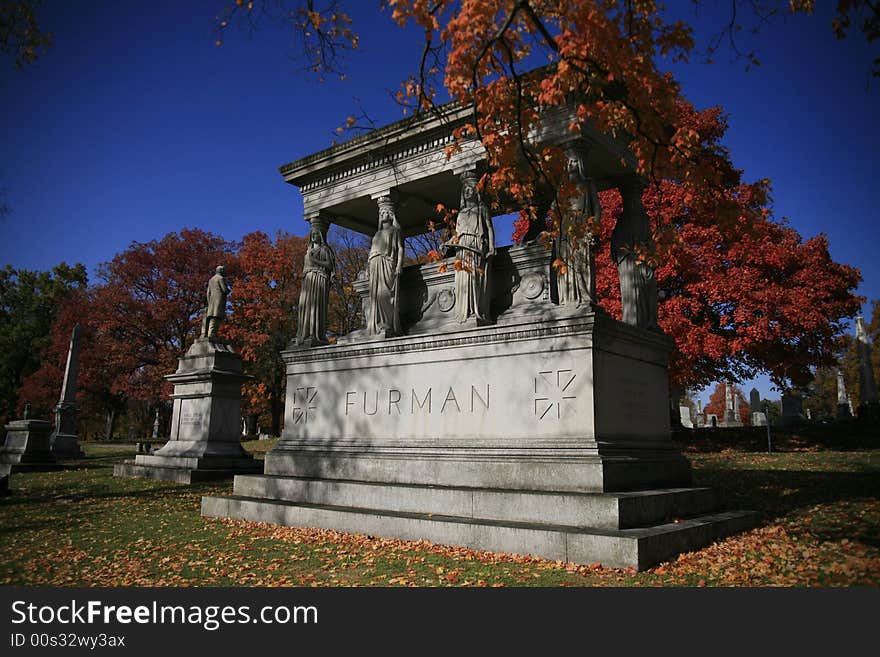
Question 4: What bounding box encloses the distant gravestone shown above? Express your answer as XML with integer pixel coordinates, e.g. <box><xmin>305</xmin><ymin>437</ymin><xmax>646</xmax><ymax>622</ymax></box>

<box><xmin>0</xmin><ymin>419</ymin><xmax>61</xmax><ymax>475</ymax></box>
<box><xmin>679</xmin><ymin>405</ymin><xmax>693</xmax><ymax>428</ymax></box>
<box><xmin>775</xmin><ymin>390</ymin><xmax>806</xmax><ymax>427</ymax></box>
<box><xmin>749</xmin><ymin>388</ymin><xmax>761</xmax><ymax>412</ymax></box>
<box><xmin>723</xmin><ymin>383</ymin><xmax>743</xmax><ymax>427</ymax></box>
<box><xmin>748</xmin><ymin>388</ymin><xmax>766</xmax><ymax>426</ymax></box>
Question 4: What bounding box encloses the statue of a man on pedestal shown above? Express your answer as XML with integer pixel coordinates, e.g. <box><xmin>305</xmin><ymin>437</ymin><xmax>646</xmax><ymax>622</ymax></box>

<box><xmin>201</xmin><ymin>265</ymin><xmax>231</xmax><ymax>339</ymax></box>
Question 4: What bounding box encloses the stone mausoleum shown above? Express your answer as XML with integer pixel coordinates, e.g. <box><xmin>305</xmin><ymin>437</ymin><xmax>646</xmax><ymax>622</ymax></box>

<box><xmin>202</xmin><ymin>102</ymin><xmax>754</xmax><ymax>570</ymax></box>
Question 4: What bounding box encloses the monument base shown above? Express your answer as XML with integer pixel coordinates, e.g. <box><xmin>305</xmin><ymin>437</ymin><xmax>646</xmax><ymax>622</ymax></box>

<box><xmin>50</xmin><ymin>432</ymin><xmax>85</xmax><ymax>459</ymax></box>
<box><xmin>114</xmin><ymin>337</ymin><xmax>260</xmax><ymax>484</ymax></box>
<box><xmin>202</xmin><ymin>477</ymin><xmax>755</xmax><ymax>571</ymax></box>
<box><xmin>858</xmin><ymin>402</ymin><xmax>880</xmax><ymax>424</ymax></box>
<box><xmin>203</xmin><ymin>313</ymin><xmax>756</xmax><ymax>569</ymax></box>
<box><xmin>0</xmin><ymin>420</ymin><xmax>62</xmax><ymax>476</ymax></box>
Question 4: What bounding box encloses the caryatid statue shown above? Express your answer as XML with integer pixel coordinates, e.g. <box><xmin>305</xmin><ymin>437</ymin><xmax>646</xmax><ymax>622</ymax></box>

<box><xmin>449</xmin><ymin>170</ymin><xmax>496</xmax><ymax>323</ymax></box>
<box><xmin>557</xmin><ymin>143</ymin><xmax>600</xmax><ymax>309</ymax></box>
<box><xmin>201</xmin><ymin>265</ymin><xmax>231</xmax><ymax>338</ymax></box>
<box><xmin>367</xmin><ymin>196</ymin><xmax>404</xmax><ymax>337</ymax></box>
<box><xmin>295</xmin><ymin>221</ymin><xmax>335</xmax><ymax>346</ymax></box>
<box><xmin>612</xmin><ymin>176</ymin><xmax>659</xmax><ymax>331</ymax></box>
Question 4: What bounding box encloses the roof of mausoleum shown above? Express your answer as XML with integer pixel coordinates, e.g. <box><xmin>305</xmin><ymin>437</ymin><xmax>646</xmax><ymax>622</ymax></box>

<box><xmin>278</xmin><ymin>99</ymin><xmax>636</xmax><ymax>237</ymax></box>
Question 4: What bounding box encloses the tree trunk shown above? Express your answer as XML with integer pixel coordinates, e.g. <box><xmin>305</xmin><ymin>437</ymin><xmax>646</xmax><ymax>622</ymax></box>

<box><xmin>104</xmin><ymin>408</ymin><xmax>117</xmax><ymax>439</ymax></box>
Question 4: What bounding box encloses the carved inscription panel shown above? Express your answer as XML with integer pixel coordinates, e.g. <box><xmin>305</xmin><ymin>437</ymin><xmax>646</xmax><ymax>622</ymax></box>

<box><xmin>173</xmin><ymin>397</ymin><xmax>210</xmax><ymax>441</ymax></box>
<box><xmin>282</xmin><ymin>351</ymin><xmax>593</xmax><ymax>442</ymax></box>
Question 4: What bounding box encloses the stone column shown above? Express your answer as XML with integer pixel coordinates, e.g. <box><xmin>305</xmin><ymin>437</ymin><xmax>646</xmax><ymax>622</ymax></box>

<box><xmin>50</xmin><ymin>324</ymin><xmax>85</xmax><ymax>458</ymax></box>
<box><xmin>612</xmin><ymin>176</ymin><xmax>659</xmax><ymax>330</ymax></box>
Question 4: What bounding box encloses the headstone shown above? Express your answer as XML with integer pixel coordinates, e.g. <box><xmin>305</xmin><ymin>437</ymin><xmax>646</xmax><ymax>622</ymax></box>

<box><xmin>855</xmin><ymin>316</ymin><xmax>880</xmax><ymax>422</ymax></box>
<box><xmin>114</xmin><ymin>336</ymin><xmax>261</xmax><ymax>484</ymax></box>
<box><xmin>152</xmin><ymin>409</ymin><xmax>161</xmax><ymax>439</ymax></box>
<box><xmin>679</xmin><ymin>405</ymin><xmax>693</xmax><ymax>428</ymax></box>
<box><xmin>775</xmin><ymin>390</ymin><xmax>806</xmax><ymax>427</ymax></box>
<box><xmin>749</xmin><ymin>388</ymin><xmax>761</xmax><ymax>413</ymax></box>
<box><xmin>0</xmin><ymin>419</ymin><xmax>61</xmax><ymax>475</ymax></box>
<box><xmin>49</xmin><ymin>324</ymin><xmax>85</xmax><ymax>458</ymax></box>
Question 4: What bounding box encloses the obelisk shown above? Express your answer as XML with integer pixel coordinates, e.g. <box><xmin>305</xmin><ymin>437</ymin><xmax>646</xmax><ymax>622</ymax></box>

<box><xmin>856</xmin><ymin>316</ymin><xmax>879</xmax><ymax>422</ymax></box>
<box><xmin>50</xmin><ymin>324</ymin><xmax>85</xmax><ymax>457</ymax></box>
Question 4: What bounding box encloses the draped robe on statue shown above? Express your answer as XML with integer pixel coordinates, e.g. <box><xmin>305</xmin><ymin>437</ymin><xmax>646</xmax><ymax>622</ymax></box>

<box><xmin>367</xmin><ymin>222</ymin><xmax>401</xmax><ymax>336</ymax></box>
<box><xmin>454</xmin><ymin>203</ymin><xmax>492</xmax><ymax>323</ymax></box>
<box><xmin>296</xmin><ymin>243</ymin><xmax>334</xmax><ymax>344</ymax></box>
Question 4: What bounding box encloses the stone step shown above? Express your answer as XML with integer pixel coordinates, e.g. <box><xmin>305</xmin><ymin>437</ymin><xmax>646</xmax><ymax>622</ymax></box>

<box><xmin>113</xmin><ymin>462</ymin><xmax>254</xmax><ymax>484</ymax></box>
<box><xmin>232</xmin><ymin>475</ymin><xmax>718</xmax><ymax>530</ymax></box>
<box><xmin>201</xmin><ymin>494</ymin><xmax>757</xmax><ymax>571</ymax></box>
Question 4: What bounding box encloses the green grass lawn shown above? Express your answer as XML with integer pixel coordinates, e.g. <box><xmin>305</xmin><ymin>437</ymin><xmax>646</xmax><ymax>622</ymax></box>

<box><xmin>1</xmin><ymin>439</ymin><xmax>878</xmax><ymax>586</ymax></box>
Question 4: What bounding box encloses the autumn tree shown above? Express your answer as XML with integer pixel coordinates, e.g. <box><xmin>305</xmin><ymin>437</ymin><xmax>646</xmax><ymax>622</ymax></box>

<box><xmin>0</xmin><ymin>0</ymin><xmax>53</xmax><ymax>69</ymax></box>
<box><xmin>326</xmin><ymin>226</ymin><xmax>369</xmax><ymax>338</ymax></box>
<box><xmin>17</xmin><ymin>288</ymin><xmax>128</xmax><ymax>438</ymax></box>
<box><xmin>225</xmin><ymin>230</ymin><xmax>307</xmax><ymax>436</ymax></box>
<box><xmin>0</xmin><ymin>262</ymin><xmax>87</xmax><ymax>425</ymax></box>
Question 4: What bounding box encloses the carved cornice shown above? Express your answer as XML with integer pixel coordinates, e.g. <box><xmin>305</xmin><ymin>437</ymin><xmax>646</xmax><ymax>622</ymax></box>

<box><xmin>282</xmin><ymin>312</ymin><xmax>671</xmax><ymax>365</ymax></box>
<box><xmin>280</xmin><ymin>102</ymin><xmax>472</xmax><ymax>185</ymax></box>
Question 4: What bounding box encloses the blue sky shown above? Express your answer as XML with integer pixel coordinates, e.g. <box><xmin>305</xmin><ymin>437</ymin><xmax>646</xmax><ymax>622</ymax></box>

<box><xmin>1</xmin><ymin>1</ymin><xmax>877</xmax><ymax>404</ymax></box>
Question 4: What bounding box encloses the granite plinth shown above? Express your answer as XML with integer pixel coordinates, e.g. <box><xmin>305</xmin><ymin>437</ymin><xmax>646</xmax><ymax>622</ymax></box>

<box><xmin>0</xmin><ymin>419</ymin><xmax>62</xmax><ymax>475</ymax></box>
<box><xmin>114</xmin><ymin>338</ymin><xmax>259</xmax><ymax>484</ymax></box>
<box><xmin>202</xmin><ymin>483</ymin><xmax>756</xmax><ymax>571</ymax></box>
<box><xmin>202</xmin><ymin>313</ymin><xmax>758</xmax><ymax>569</ymax></box>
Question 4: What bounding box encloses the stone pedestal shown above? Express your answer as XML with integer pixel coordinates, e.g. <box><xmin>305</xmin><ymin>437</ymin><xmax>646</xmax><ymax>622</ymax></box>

<box><xmin>114</xmin><ymin>338</ymin><xmax>261</xmax><ymax>484</ymax></box>
<box><xmin>0</xmin><ymin>419</ymin><xmax>62</xmax><ymax>475</ymax></box>
<box><xmin>203</xmin><ymin>312</ymin><xmax>755</xmax><ymax>570</ymax></box>
<box><xmin>50</xmin><ymin>401</ymin><xmax>85</xmax><ymax>458</ymax></box>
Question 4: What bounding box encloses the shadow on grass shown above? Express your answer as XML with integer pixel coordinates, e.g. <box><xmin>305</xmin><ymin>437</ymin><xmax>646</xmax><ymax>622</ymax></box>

<box><xmin>0</xmin><ymin>477</ymin><xmax>230</xmax><ymax>536</ymax></box>
<box><xmin>695</xmin><ymin>466</ymin><xmax>880</xmax><ymax>547</ymax></box>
